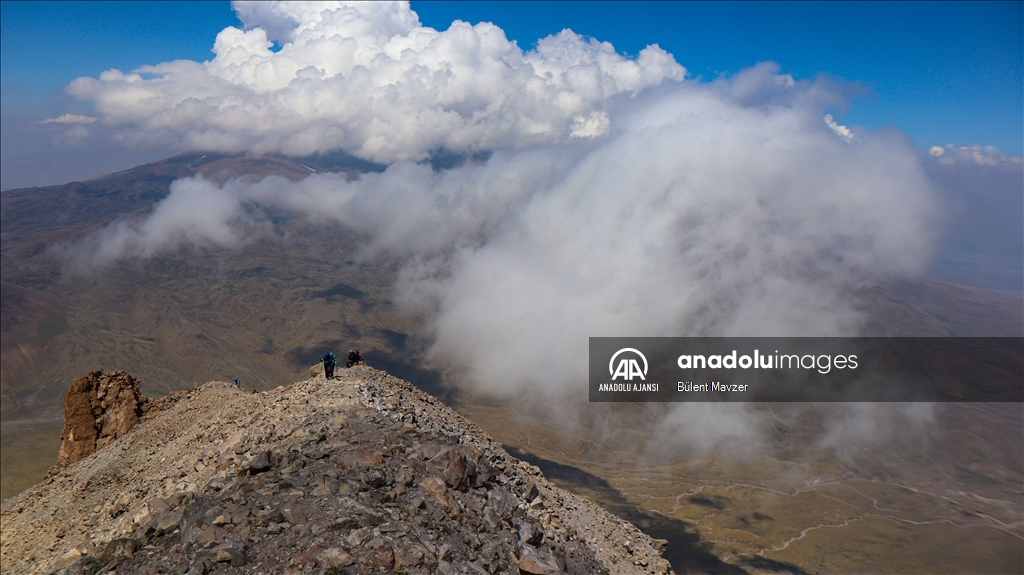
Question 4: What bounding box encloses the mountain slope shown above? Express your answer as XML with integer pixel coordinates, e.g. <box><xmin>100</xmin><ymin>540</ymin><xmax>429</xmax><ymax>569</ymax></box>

<box><xmin>3</xmin><ymin>152</ymin><xmax>1020</xmax><ymax>422</ymax></box>
<box><xmin>1</xmin><ymin>366</ymin><xmax>672</xmax><ymax>575</ymax></box>
<box><xmin>1</xmin><ymin>152</ymin><xmax>414</xmax><ymax>421</ymax></box>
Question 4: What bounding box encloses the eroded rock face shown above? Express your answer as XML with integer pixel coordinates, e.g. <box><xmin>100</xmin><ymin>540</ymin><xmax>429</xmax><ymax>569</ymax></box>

<box><xmin>54</xmin><ymin>370</ymin><xmax>150</xmax><ymax>470</ymax></box>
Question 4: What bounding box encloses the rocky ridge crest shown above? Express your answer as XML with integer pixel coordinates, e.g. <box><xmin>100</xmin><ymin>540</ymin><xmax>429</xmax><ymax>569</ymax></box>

<box><xmin>1</xmin><ymin>366</ymin><xmax>672</xmax><ymax>575</ymax></box>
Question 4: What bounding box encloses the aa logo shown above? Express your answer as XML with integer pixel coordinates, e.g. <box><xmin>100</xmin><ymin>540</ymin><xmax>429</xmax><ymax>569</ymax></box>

<box><xmin>609</xmin><ymin>348</ymin><xmax>648</xmax><ymax>381</ymax></box>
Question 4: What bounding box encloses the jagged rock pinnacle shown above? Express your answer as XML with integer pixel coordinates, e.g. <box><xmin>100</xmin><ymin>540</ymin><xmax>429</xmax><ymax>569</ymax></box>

<box><xmin>50</xmin><ymin>370</ymin><xmax>153</xmax><ymax>473</ymax></box>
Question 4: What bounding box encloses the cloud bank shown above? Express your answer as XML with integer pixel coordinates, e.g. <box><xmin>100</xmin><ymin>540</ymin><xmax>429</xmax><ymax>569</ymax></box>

<box><xmin>57</xmin><ymin>1</ymin><xmax>949</xmax><ymax>455</ymax></box>
<box><xmin>56</xmin><ymin>177</ymin><xmax>258</xmax><ymax>272</ymax></box>
<box><xmin>62</xmin><ymin>67</ymin><xmax>938</xmax><ymax>400</ymax></box>
<box><xmin>66</xmin><ymin>1</ymin><xmax>683</xmax><ymax>162</ymax></box>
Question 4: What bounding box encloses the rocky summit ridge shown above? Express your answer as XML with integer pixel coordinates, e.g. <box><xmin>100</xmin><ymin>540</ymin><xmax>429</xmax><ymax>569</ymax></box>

<box><xmin>1</xmin><ymin>366</ymin><xmax>672</xmax><ymax>575</ymax></box>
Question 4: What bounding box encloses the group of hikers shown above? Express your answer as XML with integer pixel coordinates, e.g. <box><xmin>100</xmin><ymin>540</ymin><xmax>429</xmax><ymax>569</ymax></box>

<box><xmin>320</xmin><ymin>349</ymin><xmax>363</xmax><ymax>379</ymax></box>
<box><xmin>233</xmin><ymin>349</ymin><xmax>361</xmax><ymax>389</ymax></box>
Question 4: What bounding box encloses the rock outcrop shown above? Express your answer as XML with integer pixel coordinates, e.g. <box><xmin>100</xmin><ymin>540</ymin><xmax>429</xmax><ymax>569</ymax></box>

<box><xmin>2</xmin><ymin>366</ymin><xmax>673</xmax><ymax>575</ymax></box>
<box><xmin>50</xmin><ymin>370</ymin><xmax>152</xmax><ymax>473</ymax></box>
<box><xmin>309</xmin><ymin>363</ymin><xmax>324</xmax><ymax>378</ymax></box>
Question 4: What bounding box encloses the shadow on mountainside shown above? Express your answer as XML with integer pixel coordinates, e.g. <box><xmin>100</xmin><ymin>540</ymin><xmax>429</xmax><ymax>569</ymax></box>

<box><xmin>503</xmin><ymin>446</ymin><xmax>728</xmax><ymax>573</ymax></box>
<box><xmin>286</xmin><ymin>339</ymin><xmax>351</xmax><ymax>369</ymax></box>
<box><xmin>737</xmin><ymin>557</ymin><xmax>813</xmax><ymax>574</ymax></box>
<box><xmin>309</xmin><ymin>282</ymin><xmax>367</xmax><ymax>301</ymax></box>
<box><xmin>364</xmin><ymin>329</ymin><xmax>460</xmax><ymax>406</ymax></box>
<box><xmin>362</xmin><ymin>350</ymin><xmax>458</xmax><ymax>406</ymax></box>
<box><xmin>505</xmin><ymin>446</ymin><xmax>812</xmax><ymax>575</ymax></box>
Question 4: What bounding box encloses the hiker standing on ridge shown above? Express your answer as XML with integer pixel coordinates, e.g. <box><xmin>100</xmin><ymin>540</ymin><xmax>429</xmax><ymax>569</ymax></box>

<box><xmin>322</xmin><ymin>351</ymin><xmax>337</xmax><ymax>379</ymax></box>
<box><xmin>347</xmin><ymin>349</ymin><xmax>363</xmax><ymax>367</ymax></box>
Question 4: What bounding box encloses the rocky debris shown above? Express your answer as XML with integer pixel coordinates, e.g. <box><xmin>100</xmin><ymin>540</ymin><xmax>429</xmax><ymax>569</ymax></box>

<box><xmin>1</xmin><ymin>366</ymin><xmax>673</xmax><ymax>575</ymax></box>
<box><xmin>519</xmin><ymin>543</ymin><xmax>563</xmax><ymax>574</ymax></box>
<box><xmin>49</xmin><ymin>370</ymin><xmax>153</xmax><ymax>474</ymax></box>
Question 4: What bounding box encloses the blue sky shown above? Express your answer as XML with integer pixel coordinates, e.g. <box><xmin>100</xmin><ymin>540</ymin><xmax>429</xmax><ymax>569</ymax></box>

<box><xmin>1</xmin><ymin>1</ymin><xmax>1021</xmax><ymax>189</ymax></box>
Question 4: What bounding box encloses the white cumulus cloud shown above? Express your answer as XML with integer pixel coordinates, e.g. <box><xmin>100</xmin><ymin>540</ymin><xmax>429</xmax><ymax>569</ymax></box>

<box><xmin>65</xmin><ymin>1</ymin><xmax>684</xmax><ymax>162</ymax></box>
<box><xmin>824</xmin><ymin>113</ymin><xmax>854</xmax><ymax>141</ymax></box>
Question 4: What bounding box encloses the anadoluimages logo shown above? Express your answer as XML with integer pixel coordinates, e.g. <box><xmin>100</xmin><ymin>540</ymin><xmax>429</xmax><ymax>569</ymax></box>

<box><xmin>609</xmin><ymin>348</ymin><xmax>648</xmax><ymax>381</ymax></box>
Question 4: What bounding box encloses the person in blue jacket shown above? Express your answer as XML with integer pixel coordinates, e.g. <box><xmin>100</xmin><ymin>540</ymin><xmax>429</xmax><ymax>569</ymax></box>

<box><xmin>321</xmin><ymin>351</ymin><xmax>337</xmax><ymax>379</ymax></box>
